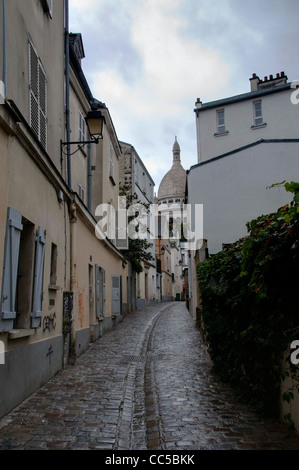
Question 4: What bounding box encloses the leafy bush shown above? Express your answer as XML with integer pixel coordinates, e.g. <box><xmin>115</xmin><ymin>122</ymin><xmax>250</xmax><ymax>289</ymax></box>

<box><xmin>197</xmin><ymin>182</ymin><xmax>299</xmax><ymax>416</ymax></box>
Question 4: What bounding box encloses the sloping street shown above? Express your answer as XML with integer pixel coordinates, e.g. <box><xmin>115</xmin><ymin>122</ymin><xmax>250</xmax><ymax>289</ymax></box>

<box><xmin>0</xmin><ymin>302</ymin><xmax>299</xmax><ymax>451</ymax></box>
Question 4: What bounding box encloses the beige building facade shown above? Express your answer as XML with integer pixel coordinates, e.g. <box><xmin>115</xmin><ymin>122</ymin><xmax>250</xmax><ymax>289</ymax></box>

<box><xmin>0</xmin><ymin>0</ymin><xmax>127</xmax><ymax>418</ymax></box>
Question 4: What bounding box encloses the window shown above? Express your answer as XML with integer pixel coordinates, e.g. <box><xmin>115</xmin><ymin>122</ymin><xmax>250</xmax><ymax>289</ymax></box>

<box><xmin>50</xmin><ymin>243</ymin><xmax>58</xmax><ymax>286</ymax></box>
<box><xmin>253</xmin><ymin>100</ymin><xmax>263</xmax><ymax>126</ymax></box>
<box><xmin>78</xmin><ymin>184</ymin><xmax>85</xmax><ymax>203</ymax></box>
<box><xmin>79</xmin><ymin>111</ymin><xmax>86</xmax><ymax>142</ymax></box>
<box><xmin>0</xmin><ymin>208</ymin><xmax>45</xmax><ymax>332</ymax></box>
<box><xmin>216</xmin><ymin>109</ymin><xmax>225</xmax><ymax>134</ymax></box>
<box><xmin>15</xmin><ymin>218</ymin><xmax>35</xmax><ymax>329</ymax></box>
<box><xmin>40</xmin><ymin>0</ymin><xmax>53</xmax><ymax>18</ymax></box>
<box><xmin>29</xmin><ymin>38</ymin><xmax>47</xmax><ymax>149</ymax></box>
<box><xmin>109</xmin><ymin>142</ymin><xmax>115</xmax><ymax>185</ymax></box>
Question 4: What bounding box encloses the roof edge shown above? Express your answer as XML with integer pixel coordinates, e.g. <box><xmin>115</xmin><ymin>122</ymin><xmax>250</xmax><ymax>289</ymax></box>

<box><xmin>189</xmin><ymin>139</ymin><xmax>299</xmax><ymax>171</ymax></box>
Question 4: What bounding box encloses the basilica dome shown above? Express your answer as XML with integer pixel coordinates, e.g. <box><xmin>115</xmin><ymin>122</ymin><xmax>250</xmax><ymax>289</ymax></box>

<box><xmin>158</xmin><ymin>137</ymin><xmax>186</xmax><ymax>204</ymax></box>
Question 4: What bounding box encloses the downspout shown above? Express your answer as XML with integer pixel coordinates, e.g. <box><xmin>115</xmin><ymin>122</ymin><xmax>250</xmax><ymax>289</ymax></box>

<box><xmin>2</xmin><ymin>0</ymin><xmax>6</xmax><ymax>96</ymax></box>
<box><xmin>195</xmin><ymin>98</ymin><xmax>202</xmax><ymax>163</ymax></box>
<box><xmin>69</xmin><ymin>201</ymin><xmax>77</xmax><ymax>355</ymax></box>
<box><xmin>64</xmin><ymin>0</ymin><xmax>71</xmax><ymax>187</ymax></box>
<box><xmin>88</xmin><ymin>143</ymin><xmax>92</xmax><ymax>211</ymax></box>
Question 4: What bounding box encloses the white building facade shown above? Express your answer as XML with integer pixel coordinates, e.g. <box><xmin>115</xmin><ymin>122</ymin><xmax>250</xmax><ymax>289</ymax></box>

<box><xmin>189</xmin><ymin>72</ymin><xmax>299</xmax><ymax>255</ymax></box>
<box><xmin>188</xmin><ymin>71</ymin><xmax>299</xmax><ymax>431</ymax></box>
<box><xmin>119</xmin><ymin>141</ymin><xmax>157</xmax><ymax>308</ymax></box>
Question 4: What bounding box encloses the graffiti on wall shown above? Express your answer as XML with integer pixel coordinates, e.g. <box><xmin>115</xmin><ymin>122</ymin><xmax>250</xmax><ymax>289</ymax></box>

<box><xmin>43</xmin><ymin>313</ymin><xmax>56</xmax><ymax>333</ymax></box>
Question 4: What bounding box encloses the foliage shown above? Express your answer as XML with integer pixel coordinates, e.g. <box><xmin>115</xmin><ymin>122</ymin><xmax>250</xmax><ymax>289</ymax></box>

<box><xmin>197</xmin><ymin>182</ymin><xmax>299</xmax><ymax>417</ymax></box>
<box><xmin>119</xmin><ymin>184</ymin><xmax>154</xmax><ymax>273</ymax></box>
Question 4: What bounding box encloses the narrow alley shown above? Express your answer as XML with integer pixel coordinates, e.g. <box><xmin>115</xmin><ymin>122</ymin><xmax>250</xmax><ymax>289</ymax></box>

<box><xmin>0</xmin><ymin>302</ymin><xmax>298</xmax><ymax>451</ymax></box>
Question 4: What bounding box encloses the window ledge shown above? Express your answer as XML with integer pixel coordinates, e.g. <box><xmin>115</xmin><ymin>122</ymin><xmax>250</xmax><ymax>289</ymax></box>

<box><xmin>48</xmin><ymin>284</ymin><xmax>60</xmax><ymax>291</ymax></box>
<box><xmin>8</xmin><ymin>329</ymin><xmax>35</xmax><ymax>340</ymax></box>
<box><xmin>214</xmin><ymin>130</ymin><xmax>229</xmax><ymax>137</ymax></box>
<box><xmin>251</xmin><ymin>123</ymin><xmax>267</xmax><ymax>130</ymax></box>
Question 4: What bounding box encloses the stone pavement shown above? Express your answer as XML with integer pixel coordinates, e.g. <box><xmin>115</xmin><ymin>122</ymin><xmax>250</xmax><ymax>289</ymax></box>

<box><xmin>0</xmin><ymin>302</ymin><xmax>299</xmax><ymax>450</ymax></box>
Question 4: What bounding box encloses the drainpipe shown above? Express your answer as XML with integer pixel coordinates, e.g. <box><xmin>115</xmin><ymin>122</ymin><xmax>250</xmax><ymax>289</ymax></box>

<box><xmin>69</xmin><ymin>200</ymin><xmax>77</xmax><ymax>353</ymax></box>
<box><xmin>64</xmin><ymin>0</ymin><xmax>71</xmax><ymax>187</ymax></box>
<box><xmin>1</xmin><ymin>0</ymin><xmax>6</xmax><ymax>96</ymax></box>
<box><xmin>88</xmin><ymin>143</ymin><xmax>92</xmax><ymax>211</ymax></box>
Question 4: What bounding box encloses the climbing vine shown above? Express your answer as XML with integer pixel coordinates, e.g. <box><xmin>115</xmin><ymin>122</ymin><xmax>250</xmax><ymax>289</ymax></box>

<box><xmin>197</xmin><ymin>182</ymin><xmax>299</xmax><ymax>417</ymax></box>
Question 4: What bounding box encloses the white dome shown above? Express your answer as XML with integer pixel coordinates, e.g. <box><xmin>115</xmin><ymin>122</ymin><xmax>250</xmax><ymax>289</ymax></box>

<box><xmin>158</xmin><ymin>138</ymin><xmax>186</xmax><ymax>202</ymax></box>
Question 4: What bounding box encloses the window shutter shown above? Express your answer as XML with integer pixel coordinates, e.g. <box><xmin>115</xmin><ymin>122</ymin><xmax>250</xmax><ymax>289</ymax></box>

<box><xmin>0</xmin><ymin>208</ymin><xmax>23</xmax><ymax>332</ymax></box>
<box><xmin>40</xmin><ymin>0</ymin><xmax>53</xmax><ymax>18</ymax></box>
<box><xmin>29</xmin><ymin>39</ymin><xmax>47</xmax><ymax>149</ymax></box>
<box><xmin>95</xmin><ymin>264</ymin><xmax>101</xmax><ymax>319</ymax></box>
<box><xmin>95</xmin><ymin>265</ymin><xmax>106</xmax><ymax>318</ymax></box>
<box><xmin>29</xmin><ymin>41</ymin><xmax>39</xmax><ymax>139</ymax></box>
<box><xmin>111</xmin><ymin>275</ymin><xmax>121</xmax><ymax>315</ymax></box>
<box><xmin>47</xmin><ymin>0</ymin><xmax>53</xmax><ymax>18</ymax></box>
<box><xmin>109</xmin><ymin>143</ymin><xmax>114</xmax><ymax>178</ymax></box>
<box><xmin>39</xmin><ymin>62</ymin><xmax>47</xmax><ymax>149</ymax></box>
<box><xmin>102</xmin><ymin>269</ymin><xmax>106</xmax><ymax>315</ymax></box>
<box><xmin>31</xmin><ymin>227</ymin><xmax>46</xmax><ymax>328</ymax></box>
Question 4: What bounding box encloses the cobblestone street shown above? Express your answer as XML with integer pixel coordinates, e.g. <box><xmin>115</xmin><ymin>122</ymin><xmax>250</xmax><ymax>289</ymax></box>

<box><xmin>0</xmin><ymin>302</ymin><xmax>299</xmax><ymax>451</ymax></box>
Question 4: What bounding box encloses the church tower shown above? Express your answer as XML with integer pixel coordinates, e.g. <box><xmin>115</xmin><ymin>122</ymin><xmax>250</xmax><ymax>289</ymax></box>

<box><xmin>157</xmin><ymin>137</ymin><xmax>186</xmax><ymax>207</ymax></box>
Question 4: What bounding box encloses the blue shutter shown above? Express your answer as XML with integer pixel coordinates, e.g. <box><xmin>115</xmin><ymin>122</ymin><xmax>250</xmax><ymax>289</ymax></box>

<box><xmin>31</xmin><ymin>227</ymin><xmax>45</xmax><ymax>328</ymax></box>
<box><xmin>0</xmin><ymin>208</ymin><xmax>23</xmax><ymax>332</ymax></box>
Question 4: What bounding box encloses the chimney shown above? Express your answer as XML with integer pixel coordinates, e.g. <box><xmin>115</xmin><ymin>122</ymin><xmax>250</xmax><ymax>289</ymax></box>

<box><xmin>251</xmin><ymin>71</ymin><xmax>288</xmax><ymax>91</ymax></box>
<box><xmin>195</xmin><ymin>98</ymin><xmax>202</xmax><ymax>109</ymax></box>
<box><xmin>249</xmin><ymin>73</ymin><xmax>260</xmax><ymax>91</ymax></box>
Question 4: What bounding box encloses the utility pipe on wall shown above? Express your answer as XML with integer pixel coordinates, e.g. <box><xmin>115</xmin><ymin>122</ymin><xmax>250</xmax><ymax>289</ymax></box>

<box><xmin>1</xmin><ymin>0</ymin><xmax>6</xmax><ymax>97</ymax></box>
<box><xmin>64</xmin><ymin>0</ymin><xmax>71</xmax><ymax>187</ymax></box>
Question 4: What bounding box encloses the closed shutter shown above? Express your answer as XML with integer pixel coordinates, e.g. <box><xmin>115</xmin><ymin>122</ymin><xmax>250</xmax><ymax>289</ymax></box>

<box><xmin>95</xmin><ymin>264</ymin><xmax>101</xmax><ymax>319</ymax></box>
<box><xmin>109</xmin><ymin>143</ymin><xmax>114</xmax><ymax>178</ymax></box>
<box><xmin>41</xmin><ymin>0</ymin><xmax>53</xmax><ymax>17</ymax></box>
<box><xmin>29</xmin><ymin>39</ymin><xmax>47</xmax><ymax>149</ymax></box>
<box><xmin>29</xmin><ymin>41</ymin><xmax>39</xmax><ymax>138</ymax></box>
<box><xmin>0</xmin><ymin>208</ymin><xmax>23</xmax><ymax>332</ymax></box>
<box><xmin>95</xmin><ymin>265</ymin><xmax>106</xmax><ymax>318</ymax></box>
<box><xmin>102</xmin><ymin>269</ymin><xmax>106</xmax><ymax>315</ymax></box>
<box><xmin>38</xmin><ymin>62</ymin><xmax>47</xmax><ymax>149</ymax></box>
<box><xmin>31</xmin><ymin>227</ymin><xmax>46</xmax><ymax>328</ymax></box>
<box><xmin>111</xmin><ymin>275</ymin><xmax>121</xmax><ymax>315</ymax></box>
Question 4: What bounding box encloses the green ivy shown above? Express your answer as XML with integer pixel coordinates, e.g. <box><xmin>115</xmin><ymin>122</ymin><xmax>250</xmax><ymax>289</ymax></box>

<box><xmin>197</xmin><ymin>182</ymin><xmax>299</xmax><ymax>417</ymax></box>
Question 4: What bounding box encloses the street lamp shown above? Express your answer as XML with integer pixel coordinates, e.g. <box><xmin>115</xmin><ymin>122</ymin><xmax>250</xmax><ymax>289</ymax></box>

<box><xmin>61</xmin><ymin>110</ymin><xmax>105</xmax><ymax>187</ymax></box>
<box><xmin>84</xmin><ymin>110</ymin><xmax>105</xmax><ymax>143</ymax></box>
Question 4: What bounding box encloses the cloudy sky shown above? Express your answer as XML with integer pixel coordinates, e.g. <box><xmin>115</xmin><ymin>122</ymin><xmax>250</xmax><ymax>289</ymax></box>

<box><xmin>69</xmin><ymin>0</ymin><xmax>299</xmax><ymax>192</ymax></box>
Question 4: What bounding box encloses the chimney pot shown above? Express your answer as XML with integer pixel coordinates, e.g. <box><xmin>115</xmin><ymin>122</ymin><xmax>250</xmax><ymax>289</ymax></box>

<box><xmin>276</xmin><ymin>73</ymin><xmax>280</xmax><ymax>78</ymax></box>
<box><xmin>264</xmin><ymin>76</ymin><xmax>268</xmax><ymax>81</ymax></box>
<box><xmin>252</xmin><ymin>73</ymin><xmax>256</xmax><ymax>78</ymax></box>
<box><xmin>281</xmin><ymin>71</ymin><xmax>285</xmax><ymax>77</ymax></box>
<box><xmin>269</xmin><ymin>74</ymin><xmax>273</xmax><ymax>80</ymax></box>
